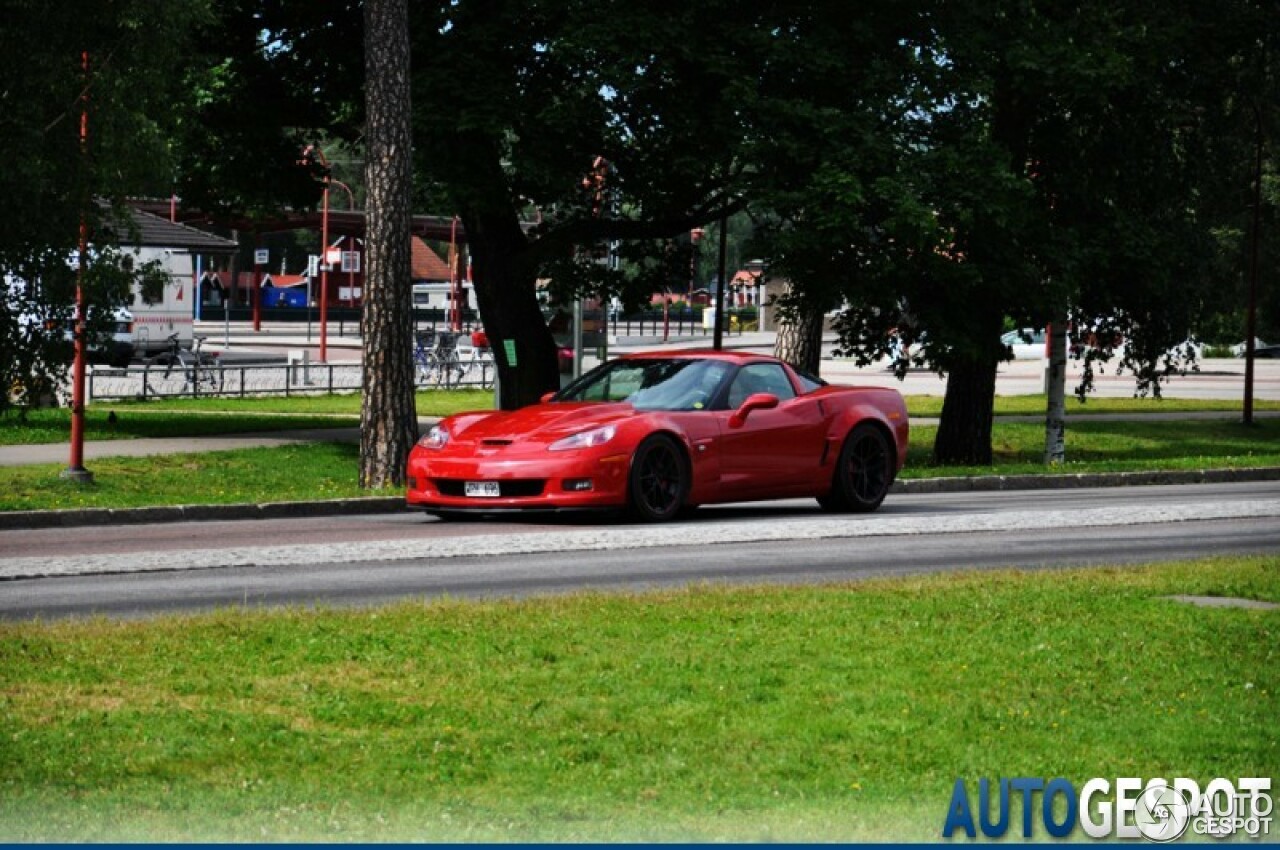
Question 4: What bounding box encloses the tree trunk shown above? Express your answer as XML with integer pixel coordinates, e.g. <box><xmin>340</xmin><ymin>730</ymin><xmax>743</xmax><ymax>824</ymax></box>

<box><xmin>359</xmin><ymin>0</ymin><xmax>417</xmax><ymax>489</ymax></box>
<box><xmin>773</xmin><ymin>297</ymin><xmax>825</xmax><ymax>375</ymax></box>
<box><xmin>1043</xmin><ymin>315</ymin><xmax>1068</xmax><ymax>464</ymax></box>
<box><xmin>933</xmin><ymin>353</ymin><xmax>1000</xmax><ymax>466</ymax></box>
<box><xmin>463</xmin><ymin>210</ymin><xmax>561</xmax><ymax>410</ymax></box>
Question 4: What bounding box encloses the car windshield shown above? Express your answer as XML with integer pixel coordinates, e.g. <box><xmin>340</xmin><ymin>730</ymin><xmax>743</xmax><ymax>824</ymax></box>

<box><xmin>555</xmin><ymin>358</ymin><xmax>733</xmax><ymax>411</ymax></box>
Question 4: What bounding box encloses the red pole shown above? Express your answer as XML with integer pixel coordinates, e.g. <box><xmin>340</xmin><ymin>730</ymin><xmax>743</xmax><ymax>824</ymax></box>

<box><xmin>319</xmin><ymin>182</ymin><xmax>330</xmax><ymax>362</ymax></box>
<box><xmin>450</xmin><ymin>215</ymin><xmax>461</xmax><ymax>332</ymax></box>
<box><xmin>66</xmin><ymin>51</ymin><xmax>92</xmax><ymax>482</ymax></box>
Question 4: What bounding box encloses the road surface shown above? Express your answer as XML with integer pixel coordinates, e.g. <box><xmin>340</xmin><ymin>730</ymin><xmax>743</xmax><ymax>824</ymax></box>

<box><xmin>2</xmin><ymin>481</ymin><xmax>1277</xmax><ymax>620</ymax></box>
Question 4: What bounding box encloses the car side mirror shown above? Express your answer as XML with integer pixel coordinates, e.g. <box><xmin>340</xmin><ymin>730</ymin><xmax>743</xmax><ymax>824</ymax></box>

<box><xmin>540</xmin><ymin>391</ymin><xmax>557</xmax><ymax>404</ymax></box>
<box><xmin>729</xmin><ymin>392</ymin><xmax>779</xmax><ymax>428</ymax></box>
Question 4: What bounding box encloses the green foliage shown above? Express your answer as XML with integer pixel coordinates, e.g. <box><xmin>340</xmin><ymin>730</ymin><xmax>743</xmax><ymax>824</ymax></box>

<box><xmin>0</xmin><ymin>0</ymin><xmax>211</xmax><ymax>414</ymax></box>
<box><xmin>1</xmin><ymin>244</ymin><xmax>168</xmax><ymax>415</ymax></box>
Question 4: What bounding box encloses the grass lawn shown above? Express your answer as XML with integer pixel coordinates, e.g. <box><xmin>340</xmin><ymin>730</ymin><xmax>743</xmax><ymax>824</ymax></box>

<box><xmin>1</xmin><ymin>392</ymin><xmax>1275</xmax><ymax>448</ymax></box>
<box><xmin>0</xmin><ymin>443</ymin><xmax>371</xmax><ymax>511</ymax></box>
<box><xmin>901</xmin><ymin>419</ymin><xmax>1280</xmax><ymax>479</ymax></box>
<box><xmin>0</xmin><ymin>556</ymin><xmax>1274</xmax><ymax>841</ymax></box>
<box><xmin>0</xmin><ymin>389</ymin><xmax>494</xmax><ymax>446</ymax></box>
<box><xmin>0</xmin><ymin>419</ymin><xmax>1276</xmax><ymax>512</ymax></box>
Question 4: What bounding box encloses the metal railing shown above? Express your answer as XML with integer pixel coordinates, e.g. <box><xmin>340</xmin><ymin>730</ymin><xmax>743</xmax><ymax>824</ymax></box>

<box><xmin>85</xmin><ymin>359</ymin><xmax>495</xmax><ymax>402</ymax></box>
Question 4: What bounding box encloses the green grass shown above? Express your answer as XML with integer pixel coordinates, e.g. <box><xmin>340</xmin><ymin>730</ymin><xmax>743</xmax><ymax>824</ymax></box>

<box><xmin>1</xmin><ymin>419</ymin><xmax>1276</xmax><ymax>512</ymax></box>
<box><xmin>0</xmin><ymin>556</ymin><xmax>1274</xmax><ymax>841</ymax></box>
<box><xmin>901</xmin><ymin>419</ymin><xmax>1280</xmax><ymax>479</ymax></box>
<box><xmin>1</xmin><ymin>391</ymin><xmax>1274</xmax><ymax>448</ymax></box>
<box><xmin>0</xmin><ymin>408</ymin><xmax>356</xmax><ymax>446</ymax></box>
<box><xmin>0</xmin><ymin>390</ymin><xmax>494</xmax><ymax>446</ymax></box>
<box><xmin>0</xmin><ymin>443</ymin><xmax>373</xmax><ymax>511</ymax></box>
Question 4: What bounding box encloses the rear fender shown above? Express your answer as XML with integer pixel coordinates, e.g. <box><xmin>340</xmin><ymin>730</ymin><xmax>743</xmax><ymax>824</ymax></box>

<box><xmin>826</xmin><ymin>397</ymin><xmax>909</xmax><ymax>472</ymax></box>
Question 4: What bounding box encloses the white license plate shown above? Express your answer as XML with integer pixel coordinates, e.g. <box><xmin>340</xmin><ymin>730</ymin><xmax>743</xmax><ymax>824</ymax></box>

<box><xmin>464</xmin><ymin>481</ymin><xmax>501</xmax><ymax>498</ymax></box>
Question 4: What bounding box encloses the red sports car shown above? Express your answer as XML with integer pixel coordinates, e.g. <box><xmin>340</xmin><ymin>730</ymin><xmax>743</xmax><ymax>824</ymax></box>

<box><xmin>405</xmin><ymin>350</ymin><xmax>908</xmax><ymax>521</ymax></box>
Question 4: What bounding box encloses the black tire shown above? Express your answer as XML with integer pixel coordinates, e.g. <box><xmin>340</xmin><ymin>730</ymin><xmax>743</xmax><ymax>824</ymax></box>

<box><xmin>628</xmin><ymin>434</ymin><xmax>689</xmax><ymax>522</ymax></box>
<box><xmin>820</xmin><ymin>423</ymin><xmax>893</xmax><ymax>513</ymax></box>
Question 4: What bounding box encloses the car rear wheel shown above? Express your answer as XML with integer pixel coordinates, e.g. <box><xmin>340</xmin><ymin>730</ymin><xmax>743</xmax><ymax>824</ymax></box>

<box><xmin>819</xmin><ymin>423</ymin><xmax>892</xmax><ymax>513</ymax></box>
<box><xmin>628</xmin><ymin>434</ymin><xmax>688</xmax><ymax>522</ymax></box>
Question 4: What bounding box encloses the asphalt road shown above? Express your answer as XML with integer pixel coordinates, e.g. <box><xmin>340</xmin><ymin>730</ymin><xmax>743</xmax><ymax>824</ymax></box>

<box><xmin>2</xmin><ymin>481</ymin><xmax>1277</xmax><ymax>620</ymax></box>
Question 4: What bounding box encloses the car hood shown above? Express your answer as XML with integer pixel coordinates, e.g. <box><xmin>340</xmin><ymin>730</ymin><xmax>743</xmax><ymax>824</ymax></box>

<box><xmin>447</xmin><ymin>402</ymin><xmax>636</xmax><ymax>445</ymax></box>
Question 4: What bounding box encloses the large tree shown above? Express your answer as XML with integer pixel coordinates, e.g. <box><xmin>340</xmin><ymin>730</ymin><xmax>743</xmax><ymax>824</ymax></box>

<box><xmin>411</xmin><ymin>0</ymin><xmax>816</xmax><ymax>408</ymax></box>
<box><xmin>358</xmin><ymin>0</ymin><xmax>416</xmax><ymax>488</ymax></box>
<box><xmin>807</xmin><ymin>0</ymin><xmax>1270</xmax><ymax>465</ymax></box>
<box><xmin>747</xmin><ymin>3</ymin><xmax>928</xmax><ymax>376</ymax></box>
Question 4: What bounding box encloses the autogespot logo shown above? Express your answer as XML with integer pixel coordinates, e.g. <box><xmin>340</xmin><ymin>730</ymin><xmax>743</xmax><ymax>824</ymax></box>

<box><xmin>942</xmin><ymin>776</ymin><xmax>1273</xmax><ymax>841</ymax></box>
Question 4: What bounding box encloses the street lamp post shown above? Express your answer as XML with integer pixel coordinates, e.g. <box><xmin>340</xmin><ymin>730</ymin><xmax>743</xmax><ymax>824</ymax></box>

<box><xmin>713</xmin><ymin>215</ymin><xmax>728</xmax><ymax>351</ymax></box>
<box><xmin>304</xmin><ymin>146</ymin><xmax>353</xmax><ymax>364</ymax></box>
<box><xmin>1244</xmin><ymin>103</ymin><xmax>1263</xmax><ymax>426</ymax></box>
<box><xmin>64</xmin><ymin>50</ymin><xmax>92</xmax><ymax>484</ymax></box>
<box><xmin>319</xmin><ymin>176</ymin><xmax>331</xmax><ymax>362</ymax></box>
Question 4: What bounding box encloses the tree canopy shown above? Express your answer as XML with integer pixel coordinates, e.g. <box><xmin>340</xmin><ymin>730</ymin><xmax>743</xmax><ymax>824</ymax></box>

<box><xmin>0</xmin><ymin>0</ymin><xmax>210</xmax><ymax>413</ymax></box>
<box><xmin>8</xmin><ymin>0</ymin><xmax>1275</xmax><ymax>477</ymax></box>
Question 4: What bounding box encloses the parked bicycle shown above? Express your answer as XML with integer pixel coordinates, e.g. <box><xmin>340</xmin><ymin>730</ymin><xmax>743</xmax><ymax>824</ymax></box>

<box><xmin>454</xmin><ymin>335</ymin><xmax>495</xmax><ymax>390</ymax></box>
<box><xmin>414</xmin><ymin>330</ymin><xmax>495</xmax><ymax>390</ymax></box>
<box><xmin>142</xmin><ymin>333</ymin><xmax>223</xmax><ymax>397</ymax></box>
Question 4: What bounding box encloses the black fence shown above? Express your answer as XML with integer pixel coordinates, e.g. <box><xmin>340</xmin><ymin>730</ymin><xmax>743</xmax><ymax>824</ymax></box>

<box><xmin>198</xmin><ymin>304</ymin><xmax>759</xmax><ymax>339</ymax></box>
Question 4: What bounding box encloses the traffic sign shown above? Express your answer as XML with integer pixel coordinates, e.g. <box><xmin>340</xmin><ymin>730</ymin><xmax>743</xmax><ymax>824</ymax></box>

<box><xmin>254</xmin><ymin>248</ymin><xmax>269</xmax><ymax>265</ymax></box>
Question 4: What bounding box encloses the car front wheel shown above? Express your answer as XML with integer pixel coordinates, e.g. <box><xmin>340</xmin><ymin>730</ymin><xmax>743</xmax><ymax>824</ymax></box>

<box><xmin>628</xmin><ymin>434</ymin><xmax>688</xmax><ymax>522</ymax></box>
<box><xmin>819</xmin><ymin>423</ymin><xmax>893</xmax><ymax>513</ymax></box>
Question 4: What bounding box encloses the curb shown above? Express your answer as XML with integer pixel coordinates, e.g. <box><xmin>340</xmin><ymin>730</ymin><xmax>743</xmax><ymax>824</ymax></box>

<box><xmin>2</xmin><ymin>467</ymin><xmax>1278</xmax><ymax>531</ymax></box>
<box><xmin>0</xmin><ymin>497</ymin><xmax>405</xmax><ymax>531</ymax></box>
<box><xmin>893</xmin><ymin>466</ymin><xmax>1280</xmax><ymax>493</ymax></box>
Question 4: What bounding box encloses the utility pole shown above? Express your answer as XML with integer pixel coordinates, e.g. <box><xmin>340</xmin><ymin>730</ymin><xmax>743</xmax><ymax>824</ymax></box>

<box><xmin>1244</xmin><ymin>103</ymin><xmax>1263</xmax><ymax>426</ymax></box>
<box><xmin>64</xmin><ymin>50</ymin><xmax>92</xmax><ymax>484</ymax></box>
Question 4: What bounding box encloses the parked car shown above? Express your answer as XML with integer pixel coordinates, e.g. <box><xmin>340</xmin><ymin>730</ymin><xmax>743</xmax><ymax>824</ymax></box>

<box><xmin>1001</xmin><ymin>328</ymin><xmax>1049</xmax><ymax>360</ymax></box>
<box><xmin>406</xmin><ymin>350</ymin><xmax>909</xmax><ymax>521</ymax></box>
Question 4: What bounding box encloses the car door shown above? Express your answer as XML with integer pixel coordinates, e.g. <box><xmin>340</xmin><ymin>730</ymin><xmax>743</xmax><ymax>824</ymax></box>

<box><xmin>715</xmin><ymin>363</ymin><xmax>828</xmax><ymax>497</ymax></box>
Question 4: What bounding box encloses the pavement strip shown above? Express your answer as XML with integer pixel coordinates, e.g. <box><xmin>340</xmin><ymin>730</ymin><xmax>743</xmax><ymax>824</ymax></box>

<box><xmin>3</xmin><ymin>499</ymin><xmax>1278</xmax><ymax>581</ymax></box>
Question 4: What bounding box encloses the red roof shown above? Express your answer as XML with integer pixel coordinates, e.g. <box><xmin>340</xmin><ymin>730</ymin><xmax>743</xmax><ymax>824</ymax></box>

<box><xmin>412</xmin><ymin>237</ymin><xmax>452</xmax><ymax>281</ymax></box>
<box><xmin>262</xmin><ymin>274</ymin><xmax>307</xmax><ymax>288</ymax></box>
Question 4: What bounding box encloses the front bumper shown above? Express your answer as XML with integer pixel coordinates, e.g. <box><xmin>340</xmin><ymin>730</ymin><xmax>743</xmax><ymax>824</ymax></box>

<box><xmin>406</xmin><ymin>448</ymin><xmax>632</xmax><ymax>511</ymax></box>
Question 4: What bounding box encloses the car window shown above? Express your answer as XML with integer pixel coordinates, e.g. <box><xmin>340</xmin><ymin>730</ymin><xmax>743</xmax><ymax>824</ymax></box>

<box><xmin>727</xmin><ymin>363</ymin><xmax>796</xmax><ymax>408</ymax></box>
<box><xmin>794</xmin><ymin>368</ymin><xmax>826</xmax><ymax>394</ymax></box>
<box><xmin>557</xmin><ymin>358</ymin><xmax>732</xmax><ymax>410</ymax></box>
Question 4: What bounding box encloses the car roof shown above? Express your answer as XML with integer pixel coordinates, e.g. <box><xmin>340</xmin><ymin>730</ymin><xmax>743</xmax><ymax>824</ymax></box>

<box><xmin>618</xmin><ymin>349</ymin><xmax>779</xmax><ymax>364</ymax></box>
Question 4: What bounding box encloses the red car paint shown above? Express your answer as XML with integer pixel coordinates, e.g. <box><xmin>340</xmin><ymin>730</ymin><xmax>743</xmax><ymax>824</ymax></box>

<box><xmin>405</xmin><ymin>350</ymin><xmax>908</xmax><ymax>517</ymax></box>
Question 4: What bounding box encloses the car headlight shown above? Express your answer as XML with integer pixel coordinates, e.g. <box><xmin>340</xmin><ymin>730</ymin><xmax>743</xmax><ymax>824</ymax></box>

<box><xmin>418</xmin><ymin>424</ymin><xmax>449</xmax><ymax>450</ymax></box>
<box><xmin>548</xmin><ymin>424</ymin><xmax>616</xmax><ymax>452</ymax></box>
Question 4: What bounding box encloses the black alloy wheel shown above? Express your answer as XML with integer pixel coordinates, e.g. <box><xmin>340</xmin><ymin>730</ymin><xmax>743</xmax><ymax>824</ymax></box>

<box><xmin>819</xmin><ymin>423</ymin><xmax>893</xmax><ymax>513</ymax></box>
<box><xmin>628</xmin><ymin>434</ymin><xmax>688</xmax><ymax>522</ymax></box>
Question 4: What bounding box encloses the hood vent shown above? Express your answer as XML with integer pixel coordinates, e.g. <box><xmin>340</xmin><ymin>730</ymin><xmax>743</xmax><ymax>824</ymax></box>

<box><xmin>481</xmin><ymin>438</ymin><xmax>514</xmax><ymax>446</ymax></box>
